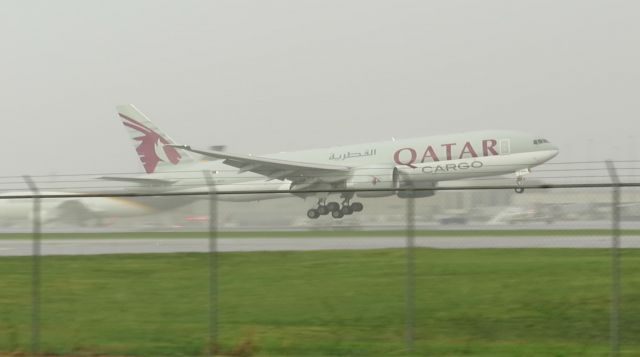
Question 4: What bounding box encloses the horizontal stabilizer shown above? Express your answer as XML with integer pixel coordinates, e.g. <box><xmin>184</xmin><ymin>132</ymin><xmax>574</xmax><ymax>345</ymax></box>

<box><xmin>199</xmin><ymin>145</ymin><xmax>228</xmax><ymax>161</ymax></box>
<box><xmin>97</xmin><ymin>176</ymin><xmax>176</xmax><ymax>186</ymax></box>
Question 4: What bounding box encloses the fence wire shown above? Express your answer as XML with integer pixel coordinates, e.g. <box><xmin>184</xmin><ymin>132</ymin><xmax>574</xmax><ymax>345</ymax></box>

<box><xmin>1</xmin><ymin>177</ymin><xmax>638</xmax><ymax>356</ymax></box>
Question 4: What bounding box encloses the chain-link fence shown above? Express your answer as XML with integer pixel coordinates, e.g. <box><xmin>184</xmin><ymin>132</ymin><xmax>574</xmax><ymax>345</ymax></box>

<box><xmin>1</xmin><ymin>175</ymin><xmax>639</xmax><ymax>356</ymax></box>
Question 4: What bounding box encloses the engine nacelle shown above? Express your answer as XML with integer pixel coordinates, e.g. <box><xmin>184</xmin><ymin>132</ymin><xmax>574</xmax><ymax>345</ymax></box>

<box><xmin>395</xmin><ymin>166</ymin><xmax>437</xmax><ymax>199</ymax></box>
<box><xmin>346</xmin><ymin>165</ymin><xmax>399</xmax><ymax>197</ymax></box>
<box><xmin>346</xmin><ymin>165</ymin><xmax>439</xmax><ymax>198</ymax></box>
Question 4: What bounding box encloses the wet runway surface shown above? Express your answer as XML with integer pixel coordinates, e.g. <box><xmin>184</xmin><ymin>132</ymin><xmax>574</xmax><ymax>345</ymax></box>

<box><xmin>1</xmin><ymin>235</ymin><xmax>639</xmax><ymax>256</ymax></box>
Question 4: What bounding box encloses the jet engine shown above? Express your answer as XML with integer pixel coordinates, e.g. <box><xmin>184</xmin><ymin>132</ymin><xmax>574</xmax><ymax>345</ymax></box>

<box><xmin>395</xmin><ymin>166</ymin><xmax>437</xmax><ymax>198</ymax></box>
<box><xmin>345</xmin><ymin>165</ymin><xmax>399</xmax><ymax>197</ymax></box>
<box><xmin>345</xmin><ymin>165</ymin><xmax>438</xmax><ymax>198</ymax></box>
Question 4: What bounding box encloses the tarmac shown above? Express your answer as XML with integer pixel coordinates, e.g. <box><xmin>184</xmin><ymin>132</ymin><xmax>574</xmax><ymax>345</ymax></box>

<box><xmin>1</xmin><ymin>235</ymin><xmax>639</xmax><ymax>256</ymax></box>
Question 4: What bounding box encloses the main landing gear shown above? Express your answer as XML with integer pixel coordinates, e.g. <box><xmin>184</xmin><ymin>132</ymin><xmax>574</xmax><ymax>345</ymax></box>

<box><xmin>307</xmin><ymin>196</ymin><xmax>364</xmax><ymax>219</ymax></box>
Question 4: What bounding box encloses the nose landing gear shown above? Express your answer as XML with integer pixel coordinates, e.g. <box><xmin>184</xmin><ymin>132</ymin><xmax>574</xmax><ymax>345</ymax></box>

<box><xmin>514</xmin><ymin>169</ymin><xmax>530</xmax><ymax>194</ymax></box>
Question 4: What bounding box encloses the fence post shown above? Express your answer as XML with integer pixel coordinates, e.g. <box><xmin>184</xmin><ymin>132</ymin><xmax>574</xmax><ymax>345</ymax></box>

<box><xmin>605</xmin><ymin>160</ymin><xmax>620</xmax><ymax>357</ymax></box>
<box><xmin>405</xmin><ymin>193</ymin><xmax>416</xmax><ymax>352</ymax></box>
<box><xmin>203</xmin><ymin>171</ymin><xmax>219</xmax><ymax>355</ymax></box>
<box><xmin>23</xmin><ymin>175</ymin><xmax>41</xmax><ymax>355</ymax></box>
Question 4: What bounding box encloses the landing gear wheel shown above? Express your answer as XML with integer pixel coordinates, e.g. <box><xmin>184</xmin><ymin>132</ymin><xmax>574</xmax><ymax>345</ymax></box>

<box><xmin>331</xmin><ymin>210</ymin><xmax>344</xmax><ymax>219</ymax></box>
<box><xmin>341</xmin><ymin>205</ymin><xmax>354</xmax><ymax>215</ymax></box>
<box><xmin>515</xmin><ymin>173</ymin><xmax>526</xmax><ymax>194</ymax></box>
<box><xmin>350</xmin><ymin>202</ymin><xmax>364</xmax><ymax>212</ymax></box>
<box><xmin>317</xmin><ymin>205</ymin><xmax>329</xmax><ymax>215</ymax></box>
<box><xmin>326</xmin><ymin>202</ymin><xmax>340</xmax><ymax>212</ymax></box>
<box><xmin>307</xmin><ymin>209</ymin><xmax>320</xmax><ymax>219</ymax></box>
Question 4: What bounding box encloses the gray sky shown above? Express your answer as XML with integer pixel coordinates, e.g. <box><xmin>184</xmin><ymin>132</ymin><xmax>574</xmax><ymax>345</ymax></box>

<box><xmin>2</xmin><ymin>0</ymin><xmax>639</xmax><ymax>176</ymax></box>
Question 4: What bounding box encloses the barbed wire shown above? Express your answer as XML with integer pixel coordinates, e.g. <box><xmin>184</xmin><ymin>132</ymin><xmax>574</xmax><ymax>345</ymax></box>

<box><xmin>1</xmin><ymin>160</ymin><xmax>639</xmax><ymax>179</ymax></box>
<box><xmin>2</xmin><ymin>176</ymin><xmax>640</xmax><ymax>192</ymax></box>
<box><xmin>0</xmin><ymin>165</ymin><xmax>639</xmax><ymax>185</ymax></box>
<box><xmin>2</xmin><ymin>169</ymin><xmax>640</xmax><ymax>186</ymax></box>
<box><xmin>1</xmin><ymin>182</ymin><xmax>640</xmax><ymax>200</ymax></box>
<box><xmin>0</xmin><ymin>160</ymin><xmax>638</xmax><ymax>194</ymax></box>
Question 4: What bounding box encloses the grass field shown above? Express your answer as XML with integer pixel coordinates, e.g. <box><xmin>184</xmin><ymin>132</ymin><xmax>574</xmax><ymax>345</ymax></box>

<box><xmin>1</xmin><ymin>248</ymin><xmax>639</xmax><ymax>356</ymax></box>
<box><xmin>1</xmin><ymin>228</ymin><xmax>639</xmax><ymax>240</ymax></box>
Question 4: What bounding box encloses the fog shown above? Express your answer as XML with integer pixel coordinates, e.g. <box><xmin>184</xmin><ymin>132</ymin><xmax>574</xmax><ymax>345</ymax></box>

<box><xmin>1</xmin><ymin>0</ymin><xmax>639</xmax><ymax>177</ymax></box>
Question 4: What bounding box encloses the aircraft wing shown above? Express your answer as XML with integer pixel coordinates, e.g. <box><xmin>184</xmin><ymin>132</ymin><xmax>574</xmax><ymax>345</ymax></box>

<box><xmin>170</xmin><ymin>145</ymin><xmax>351</xmax><ymax>186</ymax></box>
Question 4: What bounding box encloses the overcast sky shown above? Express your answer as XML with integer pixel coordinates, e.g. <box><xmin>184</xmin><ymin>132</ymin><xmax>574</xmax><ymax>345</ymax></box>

<box><xmin>1</xmin><ymin>0</ymin><xmax>639</xmax><ymax>177</ymax></box>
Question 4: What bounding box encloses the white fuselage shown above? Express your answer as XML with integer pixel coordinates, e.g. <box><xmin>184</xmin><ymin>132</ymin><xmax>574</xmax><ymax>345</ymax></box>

<box><xmin>151</xmin><ymin>129</ymin><xmax>559</xmax><ymax>201</ymax></box>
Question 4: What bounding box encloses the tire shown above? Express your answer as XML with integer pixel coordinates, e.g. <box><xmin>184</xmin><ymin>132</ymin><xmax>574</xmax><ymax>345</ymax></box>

<box><xmin>307</xmin><ymin>209</ymin><xmax>320</xmax><ymax>219</ymax></box>
<box><xmin>318</xmin><ymin>205</ymin><xmax>329</xmax><ymax>215</ymax></box>
<box><xmin>350</xmin><ymin>202</ymin><xmax>364</xmax><ymax>212</ymax></box>
<box><xmin>515</xmin><ymin>187</ymin><xmax>525</xmax><ymax>194</ymax></box>
<box><xmin>331</xmin><ymin>210</ymin><xmax>344</xmax><ymax>219</ymax></box>
<box><xmin>326</xmin><ymin>202</ymin><xmax>340</xmax><ymax>212</ymax></box>
<box><xmin>341</xmin><ymin>205</ymin><xmax>353</xmax><ymax>215</ymax></box>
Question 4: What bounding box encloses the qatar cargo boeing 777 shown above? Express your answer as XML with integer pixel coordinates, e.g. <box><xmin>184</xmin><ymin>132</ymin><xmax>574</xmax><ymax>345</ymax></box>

<box><xmin>104</xmin><ymin>105</ymin><xmax>559</xmax><ymax>219</ymax></box>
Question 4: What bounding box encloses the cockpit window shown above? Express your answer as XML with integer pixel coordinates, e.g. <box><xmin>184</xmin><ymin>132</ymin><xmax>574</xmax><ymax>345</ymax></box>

<box><xmin>534</xmin><ymin>139</ymin><xmax>549</xmax><ymax>145</ymax></box>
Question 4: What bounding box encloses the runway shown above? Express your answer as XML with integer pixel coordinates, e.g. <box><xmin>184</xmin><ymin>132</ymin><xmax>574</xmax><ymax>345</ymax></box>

<box><xmin>1</xmin><ymin>235</ymin><xmax>640</xmax><ymax>256</ymax></box>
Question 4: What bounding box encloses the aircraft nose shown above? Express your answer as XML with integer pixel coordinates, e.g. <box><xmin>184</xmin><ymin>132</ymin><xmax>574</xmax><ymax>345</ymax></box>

<box><xmin>541</xmin><ymin>147</ymin><xmax>559</xmax><ymax>162</ymax></box>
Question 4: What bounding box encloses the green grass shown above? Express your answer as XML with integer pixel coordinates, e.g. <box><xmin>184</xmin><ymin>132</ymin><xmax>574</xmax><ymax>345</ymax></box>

<box><xmin>1</xmin><ymin>228</ymin><xmax>639</xmax><ymax>240</ymax></box>
<box><xmin>1</xmin><ymin>249</ymin><xmax>640</xmax><ymax>356</ymax></box>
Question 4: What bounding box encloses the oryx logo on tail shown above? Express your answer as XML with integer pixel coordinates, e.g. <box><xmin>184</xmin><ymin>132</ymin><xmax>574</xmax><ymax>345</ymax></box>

<box><xmin>119</xmin><ymin>113</ymin><xmax>182</xmax><ymax>173</ymax></box>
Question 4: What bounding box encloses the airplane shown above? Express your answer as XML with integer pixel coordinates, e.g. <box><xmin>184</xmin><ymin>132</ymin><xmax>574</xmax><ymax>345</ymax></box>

<box><xmin>105</xmin><ymin>105</ymin><xmax>559</xmax><ymax>219</ymax></box>
<box><xmin>0</xmin><ymin>191</ymin><xmax>165</xmax><ymax>227</ymax></box>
